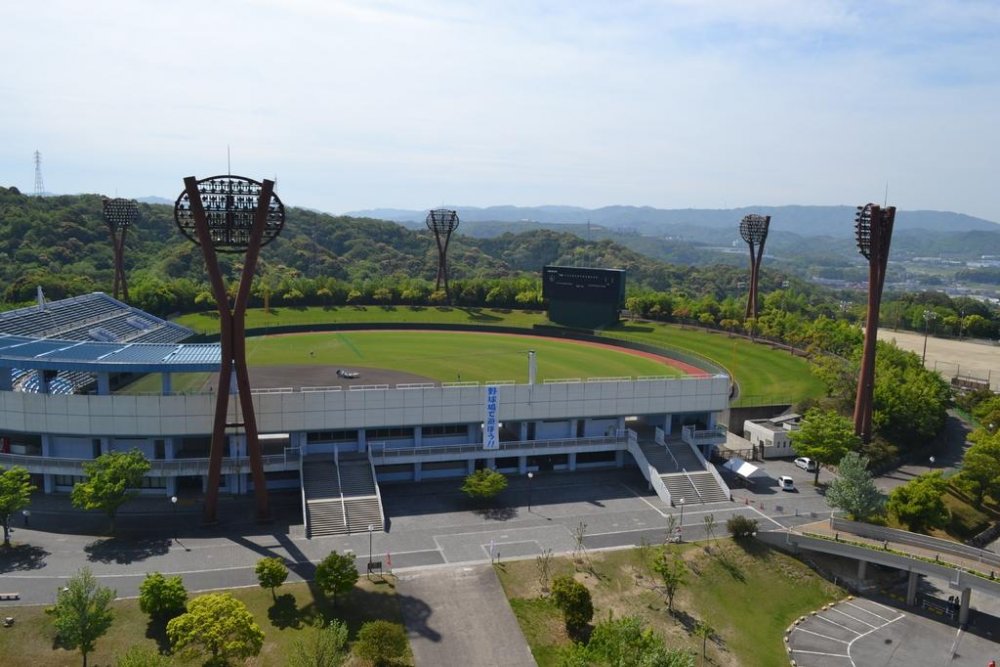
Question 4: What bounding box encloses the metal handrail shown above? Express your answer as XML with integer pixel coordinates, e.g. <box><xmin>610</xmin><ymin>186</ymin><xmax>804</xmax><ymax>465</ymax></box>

<box><xmin>0</xmin><ymin>452</ymin><xmax>294</xmax><ymax>475</ymax></box>
<box><xmin>369</xmin><ymin>431</ymin><xmax>628</xmax><ymax>461</ymax></box>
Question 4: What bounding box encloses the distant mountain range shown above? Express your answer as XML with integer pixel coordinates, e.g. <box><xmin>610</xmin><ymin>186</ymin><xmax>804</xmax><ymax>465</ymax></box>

<box><xmin>346</xmin><ymin>205</ymin><xmax>999</xmax><ymax>239</ymax></box>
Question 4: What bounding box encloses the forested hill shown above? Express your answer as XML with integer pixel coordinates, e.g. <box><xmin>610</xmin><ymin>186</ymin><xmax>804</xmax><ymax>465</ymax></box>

<box><xmin>0</xmin><ymin>187</ymin><xmax>762</xmax><ymax>304</ymax></box>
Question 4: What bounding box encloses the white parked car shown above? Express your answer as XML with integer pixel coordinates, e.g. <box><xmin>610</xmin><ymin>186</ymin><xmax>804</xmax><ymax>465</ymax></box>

<box><xmin>794</xmin><ymin>457</ymin><xmax>817</xmax><ymax>472</ymax></box>
<box><xmin>778</xmin><ymin>475</ymin><xmax>796</xmax><ymax>491</ymax></box>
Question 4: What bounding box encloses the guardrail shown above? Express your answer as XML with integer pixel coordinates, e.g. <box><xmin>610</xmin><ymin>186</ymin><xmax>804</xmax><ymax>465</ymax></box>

<box><xmin>368</xmin><ymin>452</ymin><xmax>386</xmax><ymax>531</ymax></box>
<box><xmin>830</xmin><ymin>517</ymin><xmax>1000</xmax><ymax>569</ymax></box>
<box><xmin>626</xmin><ymin>434</ymin><xmax>672</xmax><ymax>507</ymax></box>
<box><xmin>369</xmin><ymin>431</ymin><xmax>628</xmax><ymax>463</ymax></box>
<box><xmin>0</xmin><ymin>452</ymin><xmax>298</xmax><ymax>476</ymax></box>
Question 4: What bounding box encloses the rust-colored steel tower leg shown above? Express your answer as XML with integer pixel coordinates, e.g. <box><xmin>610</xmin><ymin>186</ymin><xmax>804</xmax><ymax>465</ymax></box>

<box><xmin>739</xmin><ymin>214</ymin><xmax>771</xmax><ymax>320</ymax></box>
<box><xmin>181</xmin><ymin>177</ymin><xmax>277</xmax><ymax>523</ymax></box>
<box><xmin>853</xmin><ymin>204</ymin><xmax>895</xmax><ymax>443</ymax></box>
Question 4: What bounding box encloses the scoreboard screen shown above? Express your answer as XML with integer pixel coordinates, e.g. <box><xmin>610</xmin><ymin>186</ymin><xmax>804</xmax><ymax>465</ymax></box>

<box><xmin>542</xmin><ymin>266</ymin><xmax>625</xmax><ymax>305</ymax></box>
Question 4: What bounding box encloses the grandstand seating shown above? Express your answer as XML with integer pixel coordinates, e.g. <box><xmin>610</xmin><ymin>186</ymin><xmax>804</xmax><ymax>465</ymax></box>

<box><xmin>0</xmin><ymin>292</ymin><xmax>193</xmax><ymax>395</ymax></box>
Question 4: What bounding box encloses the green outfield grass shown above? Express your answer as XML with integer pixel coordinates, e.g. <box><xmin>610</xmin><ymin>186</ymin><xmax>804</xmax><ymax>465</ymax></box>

<box><xmin>174</xmin><ymin>305</ymin><xmax>550</xmax><ymax>334</ymax></box>
<box><xmin>121</xmin><ymin>330</ymin><xmax>682</xmax><ymax>393</ymax></box>
<box><xmin>604</xmin><ymin>322</ymin><xmax>825</xmax><ymax>406</ymax></box>
<box><xmin>170</xmin><ymin>306</ymin><xmax>824</xmax><ymax>405</ymax></box>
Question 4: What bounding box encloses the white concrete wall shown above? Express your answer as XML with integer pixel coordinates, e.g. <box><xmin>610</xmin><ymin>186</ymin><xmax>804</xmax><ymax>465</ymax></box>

<box><xmin>0</xmin><ymin>376</ymin><xmax>731</xmax><ymax>440</ymax></box>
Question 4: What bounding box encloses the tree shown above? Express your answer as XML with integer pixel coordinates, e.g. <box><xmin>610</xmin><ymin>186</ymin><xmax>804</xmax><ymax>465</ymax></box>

<box><xmin>703</xmin><ymin>513</ymin><xmax>717</xmax><ymax>548</ymax></box>
<box><xmin>288</xmin><ymin>619</ymin><xmax>349</xmax><ymax>667</ymax></box>
<box><xmin>825</xmin><ymin>452</ymin><xmax>885</xmax><ymax>522</ymax></box>
<box><xmin>886</xmin><ymin>472</ymin><xmax>950</xmax><ymax>533</ymax></box>
<box><xmin>550</xmin><ymin>575</ymin><xmax>593</xmax><ymax>636</ymax></box>
<box><xmin>572</xmin><ymin>615</ymin><xmax>694</xmax><ymax>667</ymax></box>
<box><xmin>49</xmin><ymin>567</ymin><xmax>115</xmax><ymax>667</ymax></box>
<box><xmin>536</xmin><ymin>547</ymin><xmax>554</xmax><ymax>592</ymax></box>
<box><xmin>166</xmin><ymin>592</ymin><xmax>264</xmax><ymax>666</ymax></box>
<box><xmin>789</xmin><ymin>409</ymin><xmax>860</xmax><ymax>484</ymax></box>
<box><xmin>255</xmin><ymin>557</ymin><xmax>289</xmax><ymax>600</ymax></box>
<box><xmin>726</xmin><ymin>515</ymin><xmax>758</xmax><ymax>539</ymax></box>
<box><xmin>353</xmin><ymin>620</ymin><xmax>409</xmax><ymax>666</ymax></box>
<box><xmin>314</xmin><ymin>550</ymin><xmax>359</xmax><ymax>606</ymax></box>
<box><xmin>694</xmin><ymin>621</ymin><xmax>716</xmax><ymax>665</ymax></box>
<box><xmin>0</xmin><ymin>465</ymin><xmax>35</xmax><ymax>546</ymax></box>
<box><xmin>114</xmin><ymin>646</ymin><xmax>171</xmax><ymax>667</ymax></box>
<box><xmin>652</xmin><ymin>547</ymin><xmax>688</xmax><ymax>612</ymax></box>
<box><xmin>138</xmin><ymin>572</ymin><xmax>187</xmax><ymax>620</ymax></box>
<box><xmin>955</xmin><ymin>432</ymin><xmax>1000</xmax><ymax>507</ymax></box>
<box><xmin>70</xmin><ymin>449</ymin><xmax>151</xmax><ymax>533</ymax></box>
<box><xmin>460</xmin><ymin>468</ymin><xmax>508</xmax><ymax>502</ymax></box>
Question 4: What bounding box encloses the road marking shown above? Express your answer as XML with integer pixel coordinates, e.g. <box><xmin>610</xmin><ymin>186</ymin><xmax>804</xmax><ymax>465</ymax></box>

<box><xmin>795</xmin><ymin>627</ymin><xmax>849</xmax><ymax>643</ymax></box>
<box><xmin>844</xmin><ymin>609</ymin><xmax>905</xmax><ymax>667</ymax></box>
<box><xmin>844</xmin><ymin>600</ymin><xmax>896</xmax><ymax>623</ymax></box>
<box><xmin>829</xmin><ymin>606</ymin><xmax>879</xmax><ymax>629</ymax></box>
<box><xmin>813</xmin><ymin>614</ymin><xmax>862</xmax><ymax>635</ymax></box>
<box><xmin>790</xmin><ymin>649</ymin><xmax>851</xmax><ymax>659</ymax></box>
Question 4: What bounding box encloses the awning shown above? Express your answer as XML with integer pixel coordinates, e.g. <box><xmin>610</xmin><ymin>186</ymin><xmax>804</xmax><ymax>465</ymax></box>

<box><xmin>722</xmin><ymin>457</ymin><xmax>760</xmax><ymax>480</ymax></box>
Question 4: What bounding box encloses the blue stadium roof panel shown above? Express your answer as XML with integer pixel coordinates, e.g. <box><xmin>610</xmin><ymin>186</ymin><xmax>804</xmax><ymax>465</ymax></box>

<box><xmin>0</xmin><ymin>334</ymin><xmax>220</xmax><ymax>372</ymax></box>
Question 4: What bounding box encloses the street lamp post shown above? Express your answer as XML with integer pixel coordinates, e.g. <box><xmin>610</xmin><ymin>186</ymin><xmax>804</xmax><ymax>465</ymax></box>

<box><xmin>527</xmin><ymin>471</ymin><xmax>534</xmax><ymax>512</ymax></box>
<box><xmin>22</xmin><ymin>509</ymin><xmax>29</xmax><ymax>528</ymax></box>
<box><xmin>922</xmin><ymin>310</ymin><xmax>937</xmax><ymax>366</ymax></box>
<box><xmin>679</xmin><ymin>498</ymin><xmax>685</xmax><ymax>542</ymax></box>
<box><xmin>368</xmin><ymin>523</ymin><xmax>374</xmax><ymax>574</ymax></box>
<box><xmin>170</xmin><ymin>495</ymin><xmax>178</xmax><ymax>541</ymax></box>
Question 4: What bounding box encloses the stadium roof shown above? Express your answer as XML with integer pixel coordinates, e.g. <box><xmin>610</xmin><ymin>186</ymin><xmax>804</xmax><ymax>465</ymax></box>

<box><xmin>0</xmin><ymin>334</ymin><xmax>220</xmax><ymax>373</ymax></box>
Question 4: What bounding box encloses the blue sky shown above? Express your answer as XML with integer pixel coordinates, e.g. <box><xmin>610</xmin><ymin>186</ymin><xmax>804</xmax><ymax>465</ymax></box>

<box><xmin>1</xmin><ymin>1</ymin><xmax>998</xmax><ymax>221</ymax></box>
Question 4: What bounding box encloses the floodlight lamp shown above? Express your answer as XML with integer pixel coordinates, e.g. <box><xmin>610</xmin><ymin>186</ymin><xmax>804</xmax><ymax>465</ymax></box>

<box><xmin>425</xmin><ymin>209</ymin><xmax>460</xmax><ymax>234</ymax></box>
<box><xmin>103</xmin><ymin>197</ymin><xmax>139</xmax><ymax>230</ymax></box>
<box><xmin>855</xmin><ymin>203</ymin><xmax>874</xmax><ymax>259</ymax></box>
<box><xmin>739</xmin><ymin>214</ymin><xmax>769</xmax><ymax>244</ymax></box>
<box><xmin>173</xmin><ymin>175</ymin><xmax>285</xmax><ymax>253</ymax></box>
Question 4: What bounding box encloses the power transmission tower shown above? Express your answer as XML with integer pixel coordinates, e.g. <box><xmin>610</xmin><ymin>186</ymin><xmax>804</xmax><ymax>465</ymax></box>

<box><xmin>33</xmin><ymin>150</ymin><xmax>45</xmax><ymax>197</ymax></box>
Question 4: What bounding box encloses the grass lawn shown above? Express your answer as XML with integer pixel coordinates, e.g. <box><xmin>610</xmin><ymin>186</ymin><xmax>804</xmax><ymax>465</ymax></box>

<box><xmin>496</xmin><ymin>539</ymin><xmax>842</xmax><ymax>667</ymax></box>
<box><xmin>604</xmin><ymin>322</ymin><xmax>825</xmax><ymax>406</ymax></box>
<box><xmin>171</xmin><ymin>306</ymin><xmax>825</xmax><ymax>405</ymax></box>
<box><xmin>0</xmin><ymin>577</ymin><xmax>410</xmax><ymax>667</ymax></box>
<box><xmin>121</xmin><ymin>330</ymin><xmax>682</xmax><ymax>393</ymax></box>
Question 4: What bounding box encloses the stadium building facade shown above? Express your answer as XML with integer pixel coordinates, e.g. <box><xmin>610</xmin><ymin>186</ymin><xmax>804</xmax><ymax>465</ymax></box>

<box><xmin>0</xmin><ymin>294</ymin><xmax>732</xmax><ymax>536</ymax></box>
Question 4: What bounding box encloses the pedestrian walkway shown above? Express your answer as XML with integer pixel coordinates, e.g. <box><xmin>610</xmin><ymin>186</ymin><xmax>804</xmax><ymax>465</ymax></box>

<box><xmin>397</xmin><ymin>564</ymin><xmax>536</xmax><ymax>667</ymax></box>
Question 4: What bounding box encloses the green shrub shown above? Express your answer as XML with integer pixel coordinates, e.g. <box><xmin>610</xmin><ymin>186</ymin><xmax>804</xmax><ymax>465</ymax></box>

<box><xmin>726</xmin><ymin>515</ymin><xmax>758</xmax><ymax>539</ymax></box>
<box><xmin>550</xmin><ymin>575</ymin><xmax>593</xmax><ymax>636</ymax></box>
<box><xmin>354</xmin><ymin>620</ymin><xmax>408</xmax><ymax>666</ymax></box>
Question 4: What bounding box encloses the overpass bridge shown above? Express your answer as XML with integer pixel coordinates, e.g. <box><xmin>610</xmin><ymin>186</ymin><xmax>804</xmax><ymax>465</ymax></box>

<box><xmin>758</xmin><ymin>517</ymin><xmax>1000</xmax><ymax>626</ymax></box>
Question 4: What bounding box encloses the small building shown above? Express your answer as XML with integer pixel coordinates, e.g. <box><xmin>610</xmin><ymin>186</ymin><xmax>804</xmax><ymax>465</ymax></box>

<box><xmin>742</xmin><ymin>413</ymin><xmax>801</xmax><ymax>459</ymax></box>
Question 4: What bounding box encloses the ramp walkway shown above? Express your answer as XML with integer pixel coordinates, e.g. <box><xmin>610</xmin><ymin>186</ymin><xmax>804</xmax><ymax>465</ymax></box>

<box><xmin>302</xmin><ymin>452</ymin><xmax>384</xmax><ymax>538</ymax></box>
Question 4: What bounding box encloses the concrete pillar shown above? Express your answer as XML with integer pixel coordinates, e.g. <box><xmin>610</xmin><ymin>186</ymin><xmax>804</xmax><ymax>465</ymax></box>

<box><xmin>97</xmin><ymin>373</ymin><xmax>110</xmax><ymax>395</ymax></box>
<box><xmin>856</xmin><ymin>559</ymin><xmax>867</xmax><ymax>581</ymax></box>
<box><xmin>615</xmin><ymin>450</ymin><xmax>625</xmax><ymax>468</ymax></box>
<box><xmin>166</xmin><ymin>476</ymin><xmax>178</xmax><ymax>496</ymax></box>
<box><xmin>519</xmin><ymin>422</ymin><xmax>528</xmax><ymax>440</ymax></box>
<box><xmin>467</xmin><ymin>459</ymin><xmax>476</xmax><ymax>475</ymax></box>
<box><xmin>414</xmin><ymin>426</ymin><xmax>422</xmax><ymax>448</ymax></box>
<box><xmin>518</xmin><ymin>456</ymin><xmax>528</xmax><ymax>474</ymax></box>
<box><xmin>0</xmin><ymin>367</ymin><xmax>11</xmax><ymax>391</ymax></box>
<box><xmin>41</xmin><ymin>435</ymin><xmax>53</xmax><ymax>492</ymax></box>
<box><xmin>413</xmin><ymin>462</ymin><xmax>422</xmax><ymax>482</ymax></box>
<box><xmin>487</xmin><ymin>457</ymin><xmax>496</xmax><ymax>470</ymax></box>
<box><xmin>568</xmin><ymin>452</ymin><xmax>577</xmax><ymax>471</ymax></box>
<box><xmin>959</xmin><ymin>587</ymin><xmax>971</xmax><ymax>626</ymax></box>
<box><xmin>468</xmin><ymin>424</ymin><xmax>478</xmax><ymax>441</ymax></box>
<box><xmin>358</xmin><ymin>428</ymin><xmax>367</xmax><ymax>453</ymax></box>
<box><xmin>101</xmin><ymin>437</ymin><xmax>111</xmax><ymax>455</ymax></box>
<box><xmin>663</xmin><ymin>414</ymin><xmax>672</xmax><ymax>435</ymax></box>
<box><xmin>43</xmin><ymin>474</ymin><xmax>54</xmax><ymax>493</ymax></box>
<box><xmin>906</xmin><ymin>571</ymin><xmax>919</xmax><ymax>606</ymax></box>
<box><xmin>36</xmin><ymin>370</ymin><xmax>48</xmax><ymax>394</ymax></box>
<box><xmin>161</xmin><ymin>372</ymin><xmax>172</xmax><ymax>396</ymax></box>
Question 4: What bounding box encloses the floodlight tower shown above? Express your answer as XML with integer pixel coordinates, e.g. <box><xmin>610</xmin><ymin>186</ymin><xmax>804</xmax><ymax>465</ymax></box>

<box><xmin>103</xmin><ymin>198</ymin><xmax>139</xmax><ymax>301</ymax></box>
<box><xmin>739</xmin><ymin>214</ymin><xmax>771</xmax><ymax>320</ymax></box>
<box><xmin>174</xmin><ymin>175</ymin><xmax>285</xmax><ymax>523</ymax></box>
<box><xmin>426</xmin><ymin>209</ymin><xmax>460</xmax><ymax>303</ymax></box>
<box><xmin>852</xmin><ymin>203</ymin><xmax>896</xmax><ymax>443</ymax></box>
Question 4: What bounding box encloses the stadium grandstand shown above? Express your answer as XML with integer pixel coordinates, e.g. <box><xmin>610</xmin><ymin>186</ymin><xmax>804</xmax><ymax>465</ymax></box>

<box><xmin>0</xmin><ymin>294</ymin><xmax>733</xmax><ymax>538</ymax></box>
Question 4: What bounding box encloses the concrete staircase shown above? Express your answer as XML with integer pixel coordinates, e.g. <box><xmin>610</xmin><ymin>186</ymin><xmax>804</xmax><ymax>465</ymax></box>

<box><xmin>637</xmin><ymin>439</ymin><xmax>730</xmax><ymax>506</ymax></box>
<box><xmin>302</xmin><ymin>453</ymin><xmax>384</xmax><ymax>538</ymax></box>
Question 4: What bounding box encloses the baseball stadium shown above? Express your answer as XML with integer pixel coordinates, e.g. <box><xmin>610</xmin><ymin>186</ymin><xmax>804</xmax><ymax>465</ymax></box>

<box><xmin>0</xmin><ymin>291</ymin><xmax>732</xmax><ymax>538</ymax></box>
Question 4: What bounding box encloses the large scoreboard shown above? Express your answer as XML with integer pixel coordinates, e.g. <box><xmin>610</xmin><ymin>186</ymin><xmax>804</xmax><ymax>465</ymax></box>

<box><xmin>542</xmin><ymin>266</ymin><xmax>625</xmax><ymax>329</ymax></box>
